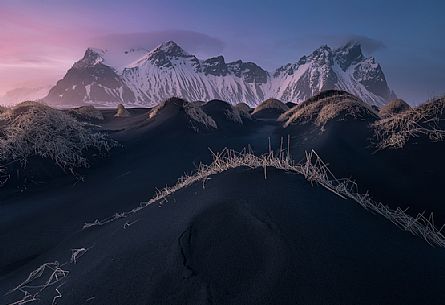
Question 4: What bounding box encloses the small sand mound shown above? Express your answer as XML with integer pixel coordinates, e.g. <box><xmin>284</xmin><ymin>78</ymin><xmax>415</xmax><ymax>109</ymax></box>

<box><xmin>234</xmin><ymin>103</ymin><xmax>252</xmax><ymax>119</ymax></box>
<box><xmin>279</xmin><ymin>91</ymin><xmax>378</xmax><ymax>128</ymax></box>
<box><xmin>148</xmin><ymin>97</ymin><xmax>187</xmax><ymax>119</ymax></box>
<box><xmin>373</xmin><ymin>96</ymin><xmax>445</xmax><ymax>150</ymax></box>
<box><xmin>379</xmin><ymin>99</ymin><xmax>411</xmax><ymax>117</ymax></box>
<box><xmin>149</xmin><ymin>97</ymin><xmax>217</xmax><ymax>129</ymax></box>
<box><xmin>114</xmin><ymin>104</ymin><xmax>130</xmax><ymax>117</ymax></box>
<box><xmin>202</xmin><ymin>100</ymin><xmax>243</xmax><ymax>124</ymax></box>
<box><xmin>70</xmin><ymin>105</ymin><xmax>104</xmax><ymax>121</ymax></box>
<box><xmin>252</xmin><ymin>98</ymin><xmax>289</xmax><ymax>115</ymax></box>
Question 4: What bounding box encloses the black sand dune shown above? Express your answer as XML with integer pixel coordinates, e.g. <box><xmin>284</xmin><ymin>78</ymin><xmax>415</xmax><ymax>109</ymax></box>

<box><xmin>0</xmin><ymin>100</ymin><xmax>278</xmax><ymax>283</ymax></box>
<box><xmin>1</xmin><ymin>94</ymin><xmax>445</xmax><ymax>305</ymax></box>
<box><xmin>2</xmin><ymin>168</ymin><xmax>445</xmax><ymax>305</ymax></box>
<box><xmin>280</xmin><ymin>94</ymin><xmax>445</xmax><ymax>222</ymax></box>
<box><xmin>252</xmin><ymin>98</ymin><xmax>289</xmax><ymax>120</ymax></box>
<box><xmin>201</xmin><ymin>99</ymin><xmax>245</xmax><ymax>129</ymax></box>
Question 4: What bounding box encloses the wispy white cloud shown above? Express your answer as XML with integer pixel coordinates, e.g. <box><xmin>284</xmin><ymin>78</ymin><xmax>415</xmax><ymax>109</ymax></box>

<box><xmin>91</xmin><ymin>30</ymin><xmax>225</xmax><ymax>58</ymax></box>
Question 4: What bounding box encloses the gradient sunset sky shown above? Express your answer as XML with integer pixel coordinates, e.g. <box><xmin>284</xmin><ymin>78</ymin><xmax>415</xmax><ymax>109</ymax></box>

<box><xmin>1</xmin><ymin>0</ymin><xmax>444</xmax><ymax>104</ymax></box>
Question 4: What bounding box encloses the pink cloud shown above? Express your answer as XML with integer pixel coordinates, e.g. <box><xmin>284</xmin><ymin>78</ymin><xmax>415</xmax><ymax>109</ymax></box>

<box><xmin>0</xmin><ymin>6</ymin><xmax>105</xmax><ymax>96</ymax></box>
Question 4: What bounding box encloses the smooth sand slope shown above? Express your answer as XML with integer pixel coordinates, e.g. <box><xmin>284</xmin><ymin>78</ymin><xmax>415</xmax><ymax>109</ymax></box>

<box><xmin>2</xmin><ymin>168</ymin><xmax>445</xmax><ymax>304</ymax></box>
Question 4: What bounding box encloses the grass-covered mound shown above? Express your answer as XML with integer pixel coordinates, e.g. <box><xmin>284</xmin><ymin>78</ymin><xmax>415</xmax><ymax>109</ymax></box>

<box><xmin>0</xmin><ymin>101</ymin><xmax>115</xmax><ymax>186</ymax></box>
<box><xmin>202</xmin><ymin>99</ymin><xmax>243</xmax><ymax>125</ymax></box>
<box><xmin>114</xmin><ymin>104</ymin><xmax>130</xmax><ymax>117</ymax></box>
<box><xmin>379</xmin><ymin>99</ymin><xmax>411</xmax><ymax>118</ymax></box>
<box><xmin>69</xmin><ymin>105</ymin><xmax>104</xmax><ymax>121</ymax></box>
<box><xmin>279</xmin><ymin>90</ymin><xmax>378</xmax><ymax>128</ymax></box>
<box><xmin>234</xmin><ymin>102</ymin><xmax>252</xmax><ymax>119</ymax></box>
<box><xmin>148</xmin><ymin>97</ymin><xmax>217</xmax><ymax>130</ymax></box>
<box><xmin>373</xmin><ymin>96</ymin><xmax>445</xmax><ymax>150</ymax></box>
<box><xmin>252</xmin><ymin>98</ymin><xmax>289</xmax><ymax>118</ymax></box>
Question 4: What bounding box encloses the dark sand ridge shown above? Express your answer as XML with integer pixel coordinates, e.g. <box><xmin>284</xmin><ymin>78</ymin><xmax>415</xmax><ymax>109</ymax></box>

<box><xmin>2</xmin><ymin>167</ymin><xmax>445</xmax><ymax>304</ymax></box>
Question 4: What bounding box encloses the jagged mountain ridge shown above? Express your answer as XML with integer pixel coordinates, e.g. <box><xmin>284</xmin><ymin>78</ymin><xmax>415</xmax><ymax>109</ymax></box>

<box><xmin>44</xmin><ymin>41</ymin><xmax>395</xmax><ymax>107</ymax></box>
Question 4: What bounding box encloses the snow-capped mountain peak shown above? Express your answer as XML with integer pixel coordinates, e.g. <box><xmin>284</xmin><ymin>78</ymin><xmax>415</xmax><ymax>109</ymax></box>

<box><xmin>128</xmin><ymin>40</ymin><xmax>198</xmax><ymax>70</ymax></box>
<box><xmin>271</xmin><ymin>41</ymin><xmax>395</xmax><ymax>104</ymax></box>
<box><xmin>334</xmin><ymin>42</ymin><xmax>365</xmax><ymax>71</ymax></box>
<box><xmin>155</xmin><ymin>40</ymin><xmax>190</xmax><ymax>57</ymax></box>
<box><xmin>73</xmin><ymin>48</ymin><xmax>106</xmax><ymax>69</ymax></box>
<box><xmin>44</xmin><ymin>40</ymin><xmax>395</xmax><ymax>107</ymax></box>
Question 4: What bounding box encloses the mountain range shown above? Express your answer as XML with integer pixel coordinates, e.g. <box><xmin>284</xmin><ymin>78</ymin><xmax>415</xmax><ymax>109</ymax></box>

<box><xmin>43</xmin><ymin>41</ymin><xmax>396</xmax><ymax>107</ymax></box>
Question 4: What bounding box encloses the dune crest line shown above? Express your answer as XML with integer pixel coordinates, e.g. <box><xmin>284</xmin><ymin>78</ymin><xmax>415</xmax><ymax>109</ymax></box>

<box><xmin>84</xmin><ymin>143</ymin><xmax>445</xmax><ymax>247</ymax></box>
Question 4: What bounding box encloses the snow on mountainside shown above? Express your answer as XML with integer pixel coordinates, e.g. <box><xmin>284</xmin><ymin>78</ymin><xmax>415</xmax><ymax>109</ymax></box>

<box><xmin>44</xmin><ymin>41</ymin><xmax>395</xmax><ymax>107</ymax></box>
<box><xmin>271</xmin><ymin>42</ymin><xmax>395</xmax><ymax>105</ymax></box>
<box><xmin>122</xmin><ymin>41</ymin><xmax>269</xmax><ymax>106</ymax></box>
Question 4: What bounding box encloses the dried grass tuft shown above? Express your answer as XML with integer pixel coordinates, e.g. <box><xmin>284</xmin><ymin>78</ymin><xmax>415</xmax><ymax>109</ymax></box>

<box><xmin>373</xmin><ymin>97</ymin><xmax>445</xmax><ymax>150</ymax></box>
<box><xmin>279</xmin><ymin>93</ymin><xmax>378</xmax><ymax>127</ymax></box>
<box><xmin>84</xmin><ymin>144</ymin><xmax>445</xmax><ymax>248</ymax></box>
<box><xmin>379</xmin><ymin>99</ymin><xmax>411</xmax><ymax>118</ymax></box>
<box><xmin>69</xmin><ymin>105</ymin><xmax>104</xmax><ymax>121</ymax></box>
<box><xmin>252</xmin><ymin>98</ymin><xmax>288</xmax><ymax>115</ymax></box>
<box><xmin>0</xmin><ymin>101</ymin><xmax>116</xmax><ymax>185</ymax></box>
<box><xmin>114</xmin><ymin>104</ymin><xmax>130</xmax><ymax>117</ymax></box>
<box><xmin>149</xmin><ymin>97</ymin><xmax>217</xmax><ymax>130</ymax></box>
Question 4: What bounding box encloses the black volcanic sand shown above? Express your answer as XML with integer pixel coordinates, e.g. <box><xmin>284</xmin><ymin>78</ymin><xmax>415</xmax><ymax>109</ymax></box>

<box><xmin>0</xmin><ymin>105</ymin><xmax>278</xmax><ymax>282</ymax></box>
<box><xmin>281</xmin><ymin>119</ymin><xmax>445</xmax><ymax>222</ymax></box>
<box><xmin>2</xmin><ymin>168</ymin><xmax>445</xmax><ymax>305</ymax></box>
<box><xmin>1</xmin><ymin>103</ymin><xmax>445</xmax><ymax>304</ymax></box>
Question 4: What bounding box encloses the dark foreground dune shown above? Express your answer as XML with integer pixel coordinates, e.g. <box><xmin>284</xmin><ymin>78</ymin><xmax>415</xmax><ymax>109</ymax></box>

<box><xmin>2</xmin><ymin>168</ymin><xmax>445</xmax><ymax>305</ymax></box>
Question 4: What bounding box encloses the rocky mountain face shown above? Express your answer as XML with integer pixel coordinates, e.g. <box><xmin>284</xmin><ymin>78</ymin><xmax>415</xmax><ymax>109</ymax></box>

<box><xmin>272</xmin><ymin>42</ymin><xmax>395</xmax><ymax>104</ymax></box>
<box><xmin>44</xmin><ymin>41</ymin><xmax>395</xmax><ymax>107</ymax></box>
<box><xmin>45</xmin><ymin>48</ymin><xmax>136</xmax><ymax>107</ymax></box>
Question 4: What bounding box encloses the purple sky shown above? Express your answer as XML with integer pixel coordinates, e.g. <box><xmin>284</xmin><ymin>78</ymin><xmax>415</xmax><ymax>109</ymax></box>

<box><xmin>1</xmin><ymin>0</ymin><xmax>444</xmax><ymax>104</ymax></box>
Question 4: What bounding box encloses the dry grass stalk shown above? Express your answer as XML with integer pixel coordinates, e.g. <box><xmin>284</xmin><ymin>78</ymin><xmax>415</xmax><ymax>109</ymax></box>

<box><xmin>84</xmin><ymin>145</ymin><xmax>445</xmax><ymax>247</ymax></box>
<box><xmin>0</xmin><ymin>102</ymin><xmax>116</xmax><ymax>183</ymax></box>
<box><xmin>379</xmin><ymin>99</ymin><xmax>411</xmax><ymax>118</ymax></box>
<box><xmin>7</xmin><ymin>245</ymin><xmax>92</xmax><ymax>305</ymax></box>
<box><xmin>373</xmin><ymin>97</ymin><xmax>445</xmax><ymax>150</ymax></box>
<box><xmin>114</xmin><ymin>104</ymin><xmax>130</xmax><ymax>117</ymax></box>
<box><xmin>149</xmin><ymin>98</ymin><xmax>217</xmax><ymax>129</ymax></box>
<box><xmin>279</xmin><ymin>93</ymin><xmax>377</xmax><ymax>127</ymax></box>
<box><xmin>252</xmin><ymin>98</ymin><xmax>289</xmax><ymax>115</ymax></box>
<box><xmin>7</xmin><ymin>262</ymin><xmax>69</xmax><ymax>305</ymax></box>
<box><xmin>69</xmin><ymin>105</ymin><xmax>104</xmax><ymax>121</ymax></box>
